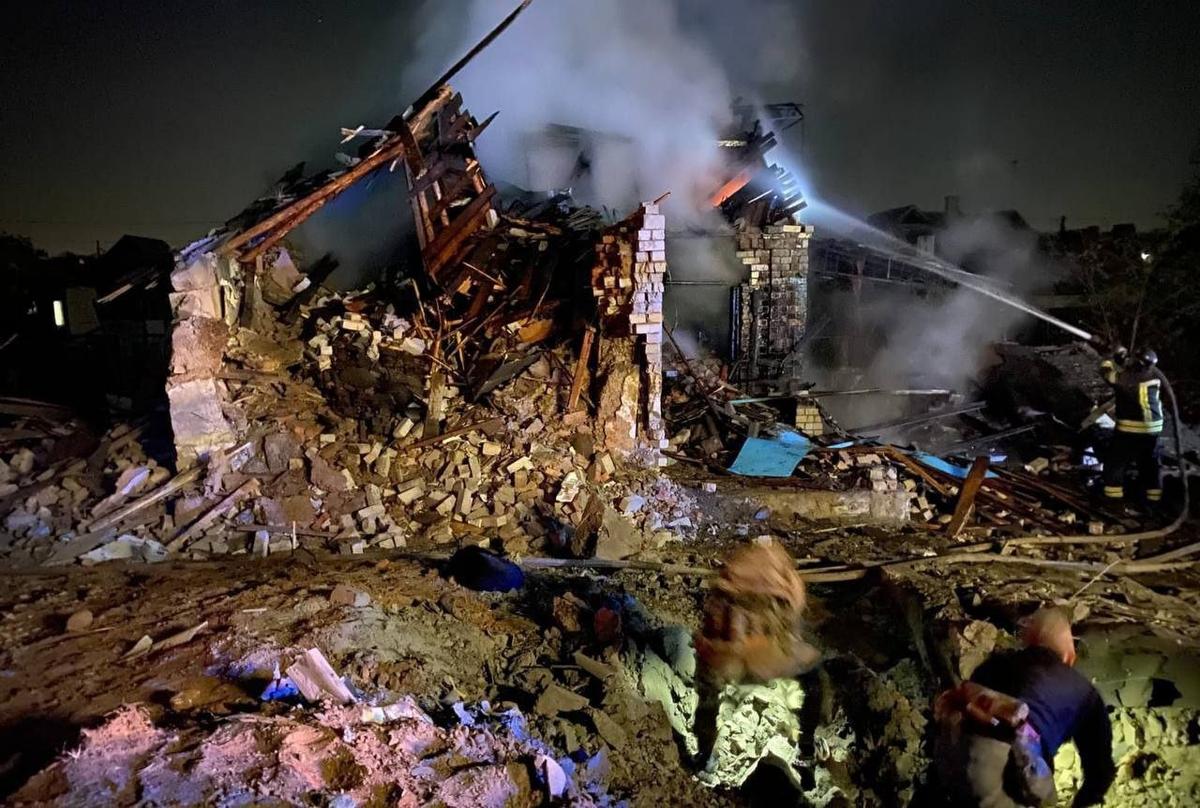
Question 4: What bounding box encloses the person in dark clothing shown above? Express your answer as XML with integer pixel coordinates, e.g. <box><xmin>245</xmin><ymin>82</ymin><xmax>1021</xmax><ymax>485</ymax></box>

<box><xmin>935</xmin><ymin>608</ymin><xmax>1115</xmax><ymax>807</ymax></box>
<box><xmin>1101</xmin><ymin>349</ymin><xmax>1166</xmax><ymax>505</ymax></box>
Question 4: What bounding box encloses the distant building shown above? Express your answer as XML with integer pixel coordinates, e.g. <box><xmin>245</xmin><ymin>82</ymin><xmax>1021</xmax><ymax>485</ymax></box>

<box><xmin>4</xmin><ymin>235</ymin><xmax>173</xmax><ymax>414</ymax></box>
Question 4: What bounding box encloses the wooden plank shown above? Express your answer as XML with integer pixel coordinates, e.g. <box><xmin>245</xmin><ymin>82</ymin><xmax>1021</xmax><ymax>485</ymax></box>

<box><xmin>408</xmin><ymin>417</ymin><xmax>504</xmax><ymax>450</ymax></box>
<box><xmin>463</xmin><ymin>278</ymin><xmax>494</xmax><ymax>322</ymax></box>
<box><xmin>410</xmin><ymin>157</ymin><xmax>463</xmax><ymax>194</ymax></box>
<box><xmin>423</xmin><ymin>185</ymin><xmax>497</xmax><ymax>276</ymax></box>
<box><xmin>424</xmin><ymin>168</ymin><xmax>484</xmax><ymax>223</ymax></box>
<box><xmin>223</xmin><ymin>87</ymin><xmax>455</xmax><ymax>257</ymax></box>
<box><xmin>393</xmin><ymin>115</ymin><xmax>426</xmax><ymax>177</ymax></box>
<box><xmin>89</xmin><ymin>466</ymin><xmax>204</xmax><ymax>533</ymax></box>
<box><xmin>567</xmin><ymin>327</ymin><xmax>596</xmax><ymax>412</ymax></box>
<box><xmin>167</xmin><ymin>478</ymin><xmax>261</xmax><ymax>552</ymax></box>
<box><xmin>234</xmin><ymin>523</ymin><xmax>339</xmax><ymax>539</ymax></box>
<box><xmin>423</xmin><ymin>369</ymin><xmax>446</xmax><ymax>440</ymax></box>
<box><xmin>223</xmin><ymin>138</ymin><xmax>407</xmax><ymax>256</ymax></box>
<box><xmin>517</xmin><ymin>318</ymin><xmax>555</xmax><ymax>344</ymax></box>
<box><xmin>88</xmin><ymin>441</ymin><xmax>251</xmax><ymax>533</ymax></box>
<box><xmin>883</xmin><ymin>447</ymin><xmax>952</xmax><ymax>498</ymax></box>
<box><xmin>407</xmin><ymin>0</ymin><xmax>533</xmax><ymax>113</ymax></box>
<box><xmin>0</xmin><ymin>397</ymin><xmax>74</xmax><ymax>421</ymax></box>
<box><xmin>946</xmin><ymin>456</ymin><xmax>990</xmax><ymax>537</ymax></box>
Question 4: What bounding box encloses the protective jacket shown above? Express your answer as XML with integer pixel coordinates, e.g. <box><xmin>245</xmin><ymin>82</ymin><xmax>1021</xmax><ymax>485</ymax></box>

<box><xmin>1101</xmin><ymin>361</ymin><xmax>1165</xmax><ymax>434</ymax></box>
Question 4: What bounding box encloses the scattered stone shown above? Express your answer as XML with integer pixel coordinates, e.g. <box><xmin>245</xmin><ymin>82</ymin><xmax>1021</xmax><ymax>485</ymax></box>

<box><xmin>552</xmin><ymin>593</ymin><xmax>589</xmax><ymax>633</ymax></box>
<box><xmin>534</xmin><ymin>683</ymin><xmax>590</xmax><ymax>716</ymax></box>
<box><xmin>573</xmin><ymin>651</ymin><xmax>616</xmax><ymax>681</ymax></box>
<box><xmin>1024</xmin><ymin>457</ymin><xmax>1050</xmax><ymax>474</ymax></box>
<box><xmin>329</xmin><ymin>584</ymin><xmax>370</xmax><ymax>608</ymax></box>
<box><xmin>66</xmin><ymin>609</ymin><xmax>94</xmax><ymax>633</ymax></box>
<box><xmin>589</xmin><ymin>708</ymin><xmax>628</xmax><ymax>749</ymax></box>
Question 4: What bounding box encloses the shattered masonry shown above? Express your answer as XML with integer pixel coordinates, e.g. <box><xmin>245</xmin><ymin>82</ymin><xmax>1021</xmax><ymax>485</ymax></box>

<box><xmin>735</xmin><ymin>223</ymin><xmax>813</xmax><ymax>379</ymax></box>
<box><xmin>166</xmin><ymin>250</ymin><xmax>238</xmax><ymax>466</ymax></box>
<box><xmin>161</xmin><ymin>85</ymin><xmax>666</xmax><ymax>469</ymax></box>
<box><xmin>592</xmin><ymin>203</ymin><xmax>668</xmax><ymax>463</ymax></box>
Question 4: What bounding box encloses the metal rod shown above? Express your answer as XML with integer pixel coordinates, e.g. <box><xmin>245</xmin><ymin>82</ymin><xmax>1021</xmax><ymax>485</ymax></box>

<box><xmin>851</xmin><ymin>401</ymin><xmax>987</xmax><ymax>434</ymax></box>
<box><xmin>938</xmin><ymin>424</ymin><xmax>1037</xmax><ymax>453</ymax></box>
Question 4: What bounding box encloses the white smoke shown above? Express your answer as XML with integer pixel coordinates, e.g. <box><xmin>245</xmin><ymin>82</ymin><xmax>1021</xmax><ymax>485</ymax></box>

<box><xmin>801</xmin><ymin>203</ymin><xmax>1063</xmax><ymax>426</ymax></box>
<box><xmin>408</xmin><ymin>0</ymin><xmax>773</xmax><ymax>226</ymax></box>
<box><xmin>864</xmin><ymin>213</ymin><xmax>1057</xmax><ymax>388</ymax></box>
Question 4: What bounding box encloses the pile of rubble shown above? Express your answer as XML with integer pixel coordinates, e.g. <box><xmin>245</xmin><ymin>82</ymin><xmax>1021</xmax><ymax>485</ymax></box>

<box><xmin>658</xmin><ymin>348</ymin><xmax>1135</xmax><ymax>541</ymax></box>
<box><xmin>1</xmin><ymin>73</ymin><xmax>713</xmax><ymax>568</ymax></box>
<box><xmin>0</xmin><ymin>281</ymin><xmax>701</xmax><ymax>567</ymax></box>
<box><xmin>15</xmin><ymin>699</ymin><xmax>624</xmax><ymax>807</ymax></box>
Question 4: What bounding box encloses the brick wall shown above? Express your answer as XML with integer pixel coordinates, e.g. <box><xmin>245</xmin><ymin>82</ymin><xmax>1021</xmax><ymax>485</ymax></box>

<box><xmin>794</xmin><ymin>402</ymin><xmax>824</xmax><ymax>436</ymax></box>
<box><xmin>590</xmin><ymin>203</ymin><xmax>668</xmax><ymax>464</ymax></box>
<box><xmin>166</xmin><ymin>246</ymin><xmax>238</xmax><ymax>467</ymax></box>
<box><xmin>734</xmin><ymin>223</ymin><xmax>813</xmax><ymax>379</ymax></box>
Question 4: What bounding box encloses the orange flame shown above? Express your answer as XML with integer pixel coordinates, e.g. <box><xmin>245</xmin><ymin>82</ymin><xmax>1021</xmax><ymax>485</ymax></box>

<box><xmin>708</xmin><ymin>168</ymin><xmax>754</xmax><ymax>208</ymax></box>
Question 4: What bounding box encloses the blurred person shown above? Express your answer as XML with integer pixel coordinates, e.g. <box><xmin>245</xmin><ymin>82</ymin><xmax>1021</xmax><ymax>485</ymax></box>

<box><xmin>692</xmin><ymin>540</ymin><xmax>822</xmax><ymax>766</ymax></box>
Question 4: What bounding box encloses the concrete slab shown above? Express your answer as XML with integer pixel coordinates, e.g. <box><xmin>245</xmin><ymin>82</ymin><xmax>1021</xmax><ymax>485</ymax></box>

<box><xmin>725</xmin><ymin>487</ymin><xmax>912</xmax><ymax>526</ymax></box>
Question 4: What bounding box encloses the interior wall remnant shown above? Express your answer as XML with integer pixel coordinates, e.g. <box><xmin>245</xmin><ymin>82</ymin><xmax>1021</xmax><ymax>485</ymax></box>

<box><xmin>165</xmin><ymin>246</ymin><xmax>238</xmax><ymax>467</ymax></box>
<box><xmin>795</xmin><ymin>402</ymin><xmax>824</xmax><ymax>436</ymax></box>
<box><xmin>591</xmin><ymin>203</ymin><xmax>667</xmax><ymax>464</ymax></box>
<box><xmin>734</xmin><ymin>223</ymin><xmax>812</xmax><ymax>380</ymax></box>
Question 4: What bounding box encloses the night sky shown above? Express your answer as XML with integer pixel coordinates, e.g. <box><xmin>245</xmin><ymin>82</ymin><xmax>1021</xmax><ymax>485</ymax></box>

<box><xmin>2</xmin><ymin>0</ymin><xmax>1198</xmax><ymax>255</ymax></box>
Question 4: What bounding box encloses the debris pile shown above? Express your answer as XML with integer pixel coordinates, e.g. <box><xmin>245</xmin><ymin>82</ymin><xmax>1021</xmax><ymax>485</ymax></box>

<box><xmin>13</xmin><ymin>700</ymin><xmax>622</xmax><ymax>807</ymax></box>
<box><xmin>0</xmin><ymin>277</ymin><xmax>703</xmax><ymax>565</ymax></box>
<box><xmin>0</xmin><ymin>76</ymin><xmax>719</xmax><ymax>567</ymax></box>
<box><xmin>660</xmin><ymin>356</ymin><xmax>1134</xmax><ymax>540</ymax></box>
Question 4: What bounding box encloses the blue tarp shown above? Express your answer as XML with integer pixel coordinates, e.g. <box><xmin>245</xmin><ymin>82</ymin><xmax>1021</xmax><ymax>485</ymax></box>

<box><xmin>729</xmin><ymin>430</ymin><xmax>813</xmax><ymax>477</ymax></box>
<box><xmin>912</xmin><ymin>451</ymin><xmax>998</xmax><ymax>479</ymax></box>
<box><xmin>825</xmin><ymin>440</ymin><xmax>859</xmax><ymax>450</ymax></box>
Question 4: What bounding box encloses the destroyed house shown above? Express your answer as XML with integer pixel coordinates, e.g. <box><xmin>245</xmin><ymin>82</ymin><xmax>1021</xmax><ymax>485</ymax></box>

<box><xmin>165</xmin><ymin>84</ymin><xmax>685</xmax><ymax>468</ymax></box>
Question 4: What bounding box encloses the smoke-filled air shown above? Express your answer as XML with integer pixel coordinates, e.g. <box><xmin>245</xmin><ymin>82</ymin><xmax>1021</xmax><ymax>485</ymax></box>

<box><xmin>409</xmin><ymin>0</ymin><xmax>755</xmax><ymax>225</ymax></box>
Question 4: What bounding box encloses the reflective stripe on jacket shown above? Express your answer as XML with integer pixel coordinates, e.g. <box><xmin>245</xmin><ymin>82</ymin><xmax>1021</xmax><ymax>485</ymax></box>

<box><xmin>1109</xmin><ymin>366</ymin><xmax>1164</xmax><ymax>434</ymax></box>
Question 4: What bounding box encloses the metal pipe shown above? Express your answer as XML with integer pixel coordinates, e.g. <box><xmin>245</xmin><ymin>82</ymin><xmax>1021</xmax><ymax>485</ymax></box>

<box><xmin>851</xmin><ymin>401</ymin><xmax>987</xmax><ymax>435</ymax></box>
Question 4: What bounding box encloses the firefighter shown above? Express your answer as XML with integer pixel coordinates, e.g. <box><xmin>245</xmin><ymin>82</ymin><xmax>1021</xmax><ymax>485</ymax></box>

<box><xmin>934</xmin><ymin>608</ymin><xmax>1115</xmax><ymax>807</ymax></box>
<box><xmin>1100</xmin><ymin>348</ymin><xmax>1165</xmax><ymax>505</ymax></box>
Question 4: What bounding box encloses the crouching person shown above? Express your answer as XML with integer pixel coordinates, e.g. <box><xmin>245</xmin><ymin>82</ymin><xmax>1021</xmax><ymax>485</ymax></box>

<box><xmin>934</xmin><ymin>607</ymin><xmax>1115</xmax><ymax>807</ymax></box>
<box><xmin>692</xmin><ymin>540</ymin><xmax>822</xmax><ymax>766</ymax></box>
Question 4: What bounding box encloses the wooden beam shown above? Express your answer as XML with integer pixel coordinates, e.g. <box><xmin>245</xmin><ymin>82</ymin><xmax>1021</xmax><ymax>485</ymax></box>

<box><xmin>88</xmin><ymin>441</ymin><xmax>251</xmax><ymax>533</ymax></box>
<box><xmin>223</xmin><ymin>139</ymin><xmax>408</xmax><ymax>256</ymax></box>
<box><xmin>222</xmin><ymin>87</ymin><xmax>454</xmax><ymax>257</ymax></box>
<box><xmin>424</xmin><ymin>168</ymin><xmax>485</xmax><ymax>224</ymax></box>
<box><xmin>167</xmin><ymin>478</ymin><xmax>261</xmax><ymax>552</ymax></box>
<box><xmin>408</xmin><ymin>417</ymin><xmax>503</xmax><ymax>450</ymax></box>
<box><xmin>408</xmin><ymin>0</ymin><xmax>534</xmax><ymax>114</ymax></box>
<box><xmin>567</xmin><ymin>327</ymin><xmax>596</xmax><ymax>412</ymax></box>
<box><xmin>883</xmin><ymin>447</ymin><xmax>952</xmax><ymax>499</ymax></box>
<box><xmin>463</xmin><ymin>278</ymin><xmax>494</xmax><ymax>322</ymax></box>
<box><xmin>946</xmin><ymin>456</ymin><xmax>990</xmax><ymax>538</ymax></box>
<box><xmin>423</xmin><ymin>185</ymin><xmax>497</xmax><ymax>276</ymax></box>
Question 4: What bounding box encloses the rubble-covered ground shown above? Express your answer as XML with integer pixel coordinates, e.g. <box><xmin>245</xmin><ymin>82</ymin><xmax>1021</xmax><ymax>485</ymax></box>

<box><xmin>2</xmin><ymin>285</ymin><xmax>1199</xmax><ymax>805</ymax></box>
<box><xmin>1</xmin><ymin>524</ymin><xmax>1197</xmax><ymax>806</ymax></box>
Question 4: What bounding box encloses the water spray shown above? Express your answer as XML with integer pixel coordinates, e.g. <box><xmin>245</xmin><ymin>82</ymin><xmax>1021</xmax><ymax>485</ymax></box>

<box><xmin>801</xmin><ymin>199</ymin><xmax>1094</xmax><ymax>342</ymax></box>
<box><xmin>799</xmin><ymin>199</ymin><xmax>1190</xmax><ymax>552</ymax></box>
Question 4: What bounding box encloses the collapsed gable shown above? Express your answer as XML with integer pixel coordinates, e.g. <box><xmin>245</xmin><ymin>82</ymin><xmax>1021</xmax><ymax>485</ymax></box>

<box><xmin>165</xmin><ymin>82</ymin><xmax>667</xmax><ymax>469</ymax></box>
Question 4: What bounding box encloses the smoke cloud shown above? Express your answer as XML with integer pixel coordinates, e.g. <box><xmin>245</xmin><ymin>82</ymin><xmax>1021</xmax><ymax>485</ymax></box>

<box><xmin>406</xmin><ymin>0</ymin><xmax>802</xmax><ymax>226</ymax></box>
<box><xmin>801</xmin><ymin>201</ymin><xmax>1063</xmax><ymax>427</ymax></box>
